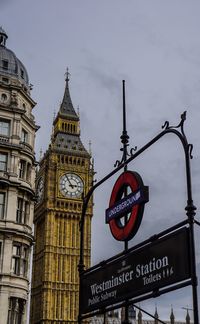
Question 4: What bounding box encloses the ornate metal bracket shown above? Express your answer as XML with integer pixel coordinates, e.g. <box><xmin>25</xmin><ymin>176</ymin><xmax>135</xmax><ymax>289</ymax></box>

<box><xmin>114</xmin><ymin>144</ymin><xmax>137</xmax><ymax>167</ymax></box>
<box><xmin>162</xmin><ymin>111</ymin><xmax>193</xmax><ymax>159</ymax></box>
<box><xmin>162</xmin><ymin>111</ymin><xmax>186</xmax><ymax>133</ymax></box>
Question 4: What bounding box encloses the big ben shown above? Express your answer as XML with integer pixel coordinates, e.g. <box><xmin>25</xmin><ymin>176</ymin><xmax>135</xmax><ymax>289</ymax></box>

<box><xmin>30</xmin><ymin>73</ymin><xmax>94</xmax><ymax>323</ymax></box>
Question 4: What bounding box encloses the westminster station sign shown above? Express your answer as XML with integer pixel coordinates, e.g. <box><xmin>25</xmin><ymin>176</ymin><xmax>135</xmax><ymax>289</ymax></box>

<box><xmin>80</xmin><ymin>227</ymin><xmax>190</xmax><ymax>314</ymax></box>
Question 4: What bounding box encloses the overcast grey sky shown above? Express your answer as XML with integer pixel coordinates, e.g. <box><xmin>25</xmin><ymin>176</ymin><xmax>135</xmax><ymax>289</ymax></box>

<box><xmin>1</xmin><ymin>0</ymin><xmax>200</xmax><ymax>320</ymax></box>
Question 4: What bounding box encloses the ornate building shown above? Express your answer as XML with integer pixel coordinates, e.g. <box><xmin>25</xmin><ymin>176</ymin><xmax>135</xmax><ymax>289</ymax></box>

<box><xmin>0</xmin><ymin>28</ymin><xmax>38</xmax><ymax>323</ymax></box>
<box><xmin>30</xmin><ymin>73</ymin><xmax>94</xmax><ymax>323</ymax></box>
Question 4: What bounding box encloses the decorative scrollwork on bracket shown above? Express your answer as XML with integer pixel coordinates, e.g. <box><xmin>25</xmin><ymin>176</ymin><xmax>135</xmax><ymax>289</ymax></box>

<box><xmin>130</xmin><ymin>146</ymin><xmax>137</xmax><ymax>155</ymax></box>
<box><xmin>114</xmin><ymin>144</ymin><xmax>137</xmax><ymax>168</ymax></box>
<box><xmin>161</xmin><ymin>111</ymin><xmax>187</xmax><ymax>138</ymax></box>
<box><xmin>161</xmin><ymin>121</ymin><xmax>169</xmax><ymax>130</ymax></box>
<box><xmin>162</xmin><ymin>111</ymin><xmax>194</xmax><ymax>160</ymax></box>
<box><xmin>188</xmin><ymin>144</ymin><xmax>193</xmax><ymax>159</ymax></box>
<box><xmin>114</xmin><ymin>160</ymin><xmax>122</xmax><ymax>168</ymax></box>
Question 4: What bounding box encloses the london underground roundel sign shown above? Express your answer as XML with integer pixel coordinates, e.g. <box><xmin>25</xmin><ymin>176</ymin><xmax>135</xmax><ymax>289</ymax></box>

<box><xmin>105</xmin><ymin>171</ymin><xmax>149</xmax><ymax>241</ymax></box>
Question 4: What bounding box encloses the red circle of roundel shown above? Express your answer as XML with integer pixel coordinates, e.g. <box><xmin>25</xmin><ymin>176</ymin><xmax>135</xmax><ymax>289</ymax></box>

<box><xmin>109</xmin><ymin>171</ymin><xmax>145</xmax><ymax>241</ymax></box>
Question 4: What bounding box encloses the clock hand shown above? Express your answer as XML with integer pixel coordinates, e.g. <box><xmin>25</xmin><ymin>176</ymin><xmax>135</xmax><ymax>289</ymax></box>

<box><xmin>66</xmin><ymin>176</ymin><xmax>78</xmax><ymax>189</ymax></box>
<box><xmin>66</xmin><ymin>175</ymin><xmax>74</xmax><ymax>188</ymax></box>
<box><xmin>70</xmin><ymin>183</ymin><xmax>78</xmax><ymax>189</ymax></box>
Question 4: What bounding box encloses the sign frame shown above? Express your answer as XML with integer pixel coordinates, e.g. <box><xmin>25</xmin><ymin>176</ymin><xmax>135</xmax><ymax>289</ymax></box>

<box><xmin>78</xmin><ymin>110</ymin><xmax>199</xmax><ymax>323</ymax></box>
<box><xmin>80</xmin><ymin>227</ymin><xmax>191</xmax><ymax>314</ymax></box>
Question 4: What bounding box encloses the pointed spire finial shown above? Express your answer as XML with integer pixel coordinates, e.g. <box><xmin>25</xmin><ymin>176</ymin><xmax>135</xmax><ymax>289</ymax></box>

<box><xmin>65</xmin><ymin>67</ymin><xmax>70</xmax><ymax>82</ymax></box>
<box><xmin>53</xmin><ymin>108</ymin><xmax>56</xmax><ymax>121</ymax></box>
<box><xmin>186</xmin><ymin>308</ymin><xmax>190</xmax><ymax>324</ymax></box>
<box><xmin>154</xmin><ymin>305</ymin><xmax>159</xmax><ymax>324</ymax></box>
<box><xmin>59</xmin><ymin>69</ymin><xmax>78</xmax><ymax>118</ymax></box>
<box><xmin>170</xmin><ymin>305</ymin><xmax>175</xmax><ymax>324</ymax></box>
<box><xmin>89</xmin><ymin>140</ymin><xmax>92</xmax><ymax>156</ymax></box>
<box><xmin>39</xmin><ymin>148</ymin><xmax>43</xmax><ymax>161</ymax></box>
<box><xmin>51</xmin><ymin>109</ymin><xmax>56</xmax><ymax>137</ymax></box>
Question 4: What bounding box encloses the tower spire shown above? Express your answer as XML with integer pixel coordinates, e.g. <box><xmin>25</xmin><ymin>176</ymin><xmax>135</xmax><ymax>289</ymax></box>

<box><xmin>154</xmin><ymin>306</ymin><xmax>159</xmax><ymax>324</ymax></box>
<box><xmin>186</xmin><ymin>309</ymin><xmax>190</xmax><ymax>324</ymax></box>
<box><xmin>170</xmin><ymin>306</ymin><xmax>175</xmax><ymax>324</ymax></box>
<box><xmin>58</xmin><ymin>68</ymin><xmax>78</xmax><ymax>119</ymax></box>
<box><xmin>65</xmin><ymin>67</ymin><xmax>70</xmax><ymax>82</ymax></box>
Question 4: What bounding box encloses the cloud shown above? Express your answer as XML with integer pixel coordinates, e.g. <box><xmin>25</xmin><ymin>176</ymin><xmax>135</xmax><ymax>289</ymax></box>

<box><xmin>83</xmin><ymin>64</ymin><xmax>120</xmax><ymax>97</ymax></box>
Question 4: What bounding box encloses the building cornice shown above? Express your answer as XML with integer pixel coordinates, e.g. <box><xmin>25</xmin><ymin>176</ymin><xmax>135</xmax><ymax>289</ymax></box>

<box><xmin>0</xmin><ymin>224</ymin><xmax>34</xmax><ymax>242</ymax></box>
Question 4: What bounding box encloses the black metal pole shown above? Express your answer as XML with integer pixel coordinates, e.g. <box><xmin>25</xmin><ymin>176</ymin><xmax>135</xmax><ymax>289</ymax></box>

<box><xmin>121</xmin><ymin>80</ymin><xmax>130</xmax><ymax>324</ymax></box>
<box><xmin>184</xmin><ymin>143</ymin><xmax>199</xmax><ymax>324</ymax></box>
<box><xmin>121</xmin><ymin>80</ymin><xmax>128</xmax><ymax>250</ymax></box>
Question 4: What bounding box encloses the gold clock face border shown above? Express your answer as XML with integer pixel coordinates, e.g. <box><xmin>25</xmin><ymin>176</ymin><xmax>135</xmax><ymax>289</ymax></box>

<box><xmin>59</xmin><ymin>172</ymin><xmax>84</xmax><ymax>199</ymax></box>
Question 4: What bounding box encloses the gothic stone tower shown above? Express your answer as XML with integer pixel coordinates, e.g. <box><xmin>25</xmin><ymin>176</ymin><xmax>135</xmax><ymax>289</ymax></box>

<box><xmin>0</xmin><ymin>28</ymin><xmax>38</xmax><ymax>323</ymax></box>
<box><xmin>31</xmin><ymin>74</ymin><xmax>93</xmax><ymax>323</ymax></box>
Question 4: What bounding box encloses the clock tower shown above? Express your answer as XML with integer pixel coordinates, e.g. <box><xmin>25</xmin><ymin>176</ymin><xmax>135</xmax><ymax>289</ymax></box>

<box><xmin>30</xmin><ymin>73</ymin><xmax>94</xmax><ymax>323</ymax></box>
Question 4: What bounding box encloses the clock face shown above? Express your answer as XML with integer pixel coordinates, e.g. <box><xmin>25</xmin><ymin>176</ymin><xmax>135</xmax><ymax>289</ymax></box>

<box><xmin>36</xmin><ymin>177</ymin><xmax>44</xmax><ymax>203</ymax></box>
<box><xmin>59</xmin><ymin>173</ymin><xmax>83</xmax><ymax>198</ymax></box>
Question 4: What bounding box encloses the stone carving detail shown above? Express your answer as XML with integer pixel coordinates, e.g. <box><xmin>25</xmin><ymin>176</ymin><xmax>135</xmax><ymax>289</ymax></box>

<box><xmin>11</xmin><ymin>92</ymin><xmax>18</xmax><ymax>107</ymax></box>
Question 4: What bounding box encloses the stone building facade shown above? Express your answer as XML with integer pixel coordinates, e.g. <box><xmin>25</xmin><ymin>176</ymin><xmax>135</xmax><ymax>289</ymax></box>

<box><xmin>0</xmin><ymin>28</ymin><xmax>38</xmax><ymax>323</ymax></box>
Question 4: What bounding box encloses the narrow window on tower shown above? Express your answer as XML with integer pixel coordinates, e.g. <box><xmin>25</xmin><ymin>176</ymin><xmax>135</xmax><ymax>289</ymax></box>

<box><xmin>21</xmin><ymin>128</ymin><xmax>28</xmax><ymax>143</ymax></box>
<box><xmin>0</xmin><ymin>152</ymin><xmax>7</xmax><ymax>171</ymax></box>
<box><xmin>12</xmin><ymin>244</ymin><xmax>21</xmax><ymax>275</ymax></box>
<box><xmin>0</xmin><ymin>119</ymin><xmax>10</xmax><ymax>136</ymax></box>
<box><xmin>0</xmin><ymin>241</ymin><xmax>3</xmax><ymax>270</ymax></box>
<box><xmin>21</xmin><ymin>245</ymin><xmax>28</xmax><ymax>276</ymax></box>
<box><xmin>19</xmin><ymin>160</ymin><xmax>26</xmax><ymax>179</ymax></box>
<box><xmin>24</xmin><ymin>201</ymin><xmax>30</xmax><ymax>224</ymax></box>
<box><xmin>11</xmin><ymin>243</ymin><xmax>29</xmax><ymax>277</ymax></box>
<box><xmin>16</xmin><ymin>198</ymin><xmax>23</xmax><ymax>223</ymax></box>
<box><xmin>16</xmin><ymin>198</ymin><xmax>30</xmax><ymax>224</ymax></box>
<box><xmin>0</xmin><ymin>192</ymin><xmax>5</xmax><ymax>219</ymax></box>
<box><xmin>72</xmin><ymin>223</ymin><xmax>76</xmax><ymax>248</ymax></box>
<box><xmin>26</xmin><ymin>163</ymin><xmax>31</xmax><ymax>182</ymax></box>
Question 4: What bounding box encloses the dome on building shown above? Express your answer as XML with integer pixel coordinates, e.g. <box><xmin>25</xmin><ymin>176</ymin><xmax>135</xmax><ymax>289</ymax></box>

<box><xmin>0</xmin><ymin>27</ymin><xmax>29</xmax><ymax>86</ymax></box>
